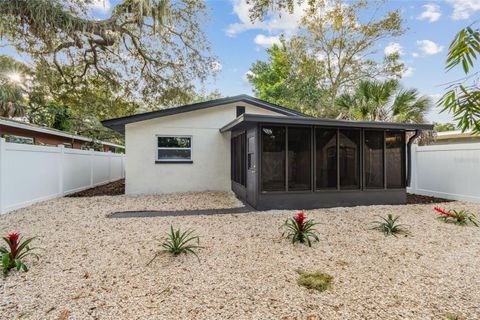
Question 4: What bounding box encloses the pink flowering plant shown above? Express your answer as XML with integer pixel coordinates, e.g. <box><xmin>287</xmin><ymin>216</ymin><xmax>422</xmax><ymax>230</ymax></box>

<box><xmin>434</xmin><ymin>207</ymin><xmax>479</xmax><ymax>227</ymax></box>
<box><xmin>1</xmin><ymin>233</ymin><xmax>38</xmax><ymax>275</ymax></box>
<box><xmin>282</xmin><ymin>212</ymin><xmax>320</xmax><ymax>247</ymax></box>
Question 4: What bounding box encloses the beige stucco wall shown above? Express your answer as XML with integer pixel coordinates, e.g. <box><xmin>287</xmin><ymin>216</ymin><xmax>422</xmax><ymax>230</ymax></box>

<box><xmin>125</xmin><ymin>102</ymin><xmax>284</xmax><ymax>195</ymax></box>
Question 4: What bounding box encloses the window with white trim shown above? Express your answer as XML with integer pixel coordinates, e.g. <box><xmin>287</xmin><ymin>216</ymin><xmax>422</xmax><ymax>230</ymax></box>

<box><xmin>156</xmin><ymin>136</ymin><xmax>192</xmax><ymax>162</ymax></box>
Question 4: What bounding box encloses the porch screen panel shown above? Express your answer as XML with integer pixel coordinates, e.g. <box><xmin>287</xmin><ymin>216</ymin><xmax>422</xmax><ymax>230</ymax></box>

<box><xmin>315</xmin><ymin>128</ymin><xmax>337</xmax><ymax>189</ymax></box>
<box><xmin>261</xmin><ymin>126</ymin><xmax>286</xmax><ymax>191</ymax></box>
<box><xmin>288</xmin><ymin>127</ymin><xmax>311</xmax><ymax>191</ymax></box>
<box><xmin>339</xmin><ymin>130</ymin><xmax>360</xmax><ymax>189</ymax></box>
<box><xmin>386</xmin><ymin>131</ymin><xmax>405</xmax><ymax>188</ymax></box>
<box><xmin>231</xmin><ymin>133</ymin><xmax>246</xmax><ymax>186</ymax></box>
<box><xmin>364</xmin><ymin>130</ymin><xmax>384</xmax><ymax>188</ymax></box>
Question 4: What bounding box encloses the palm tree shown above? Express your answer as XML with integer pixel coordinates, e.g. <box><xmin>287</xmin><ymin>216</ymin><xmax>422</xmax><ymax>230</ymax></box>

<box><xmin>336</xmin><ymin>80</ymin><xmax>431</xmax><ymax>123</ymax></box>
<box><xmin>0</xmin><ymin>55</ymin><xmax>28</xmax><ymax>118</ymax></box>
<box><xmin>0</xmin><ymin>81</ymin><xmax>25</xmax><ymax>117</ymax></box>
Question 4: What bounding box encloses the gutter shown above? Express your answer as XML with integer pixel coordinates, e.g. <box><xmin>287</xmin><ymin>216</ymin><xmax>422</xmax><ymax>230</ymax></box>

<box><xmin>406</xmin><ymin>129</ymin><xmax>421</xmax><ymax>187</ymax></box>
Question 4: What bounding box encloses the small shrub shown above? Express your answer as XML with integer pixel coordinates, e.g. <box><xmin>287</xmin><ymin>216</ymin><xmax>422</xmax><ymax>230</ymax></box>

<box><xmin>445</xmin><ymin>313</ymin><xmax>465</xmax><ymax>320</ymax></box>
<box><xmin>1</xmin><ymin>233</ymin><xmax>38</xmax><ymax>275</ymax></box>
<box><xmin>434</xmin><ymin>207</ymin><xmax>479</xmax><ymax>227</ymax></box>
<box><xmin>372</xmin><ymin>214</ymin><xmax>409</xmax><ymax>236</ymax></box>
<box><xmin>297</xmin><ymin>270</ymin><xmax>333</xmax><ymax>292</ymax></box>
<box><xmin>282</xmin><ymin>212</ymin><xmax>320</xmax><ymax>247</ymax></box>
<box><xmin>147</xmin><ymin>226</ymin><xmax>200</xmax><ymax>265</ymax></box>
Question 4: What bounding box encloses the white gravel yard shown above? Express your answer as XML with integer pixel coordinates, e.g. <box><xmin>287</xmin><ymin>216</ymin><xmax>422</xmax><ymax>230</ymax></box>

<box><xmin>1</xmin><ymin>193</ymin><xmax>480</xmax><ymax>320</ymax></box>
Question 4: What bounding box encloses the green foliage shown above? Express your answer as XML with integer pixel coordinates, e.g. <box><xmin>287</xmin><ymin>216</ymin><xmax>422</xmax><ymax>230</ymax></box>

<box><xmin>336</xmin><ymin>80</ymin><xmax>431</xmax><ymax>123</ymax></box>
<box><xmin>0</xmin><ymin>0</ymin><xmax>215</xmax><ymax>107</ymax></box>
<box><xmin>434</xmin><ymin>122</ymin><xmax>457</xmax><ymax>132</ymax></box>
<box><xmin>372</xmin><ymin>214</ymin><xmax>409</xmax><ymax>236</ymax></box>
<box><xmin>0</xmin><ymin>55</ymin><xmax>28</xmax><ymax>117</ymax></box>
<box><xmin>434</xmin><ymin>207</ymin><xmax>479</xmax><ymax>227</ymax></box>
<box><xmin>28</xmin><ymin>101</ymin><xmax>72</xmax><ymax>131</ymax></box>
<box><xmin>248</xmin><ymin>0</ymin><xmax>405</xmax><ymax>116</ymax></box>
<box><xmin>445</xmin><ymin>313</ymin><xmax>465</xmax><ymax>320</ymax></box>
<box><xmin>440</xmin><ymin>24</ymin><xmax>480</xmax><ymax>134</ymax></box>
<box><xmin>1</xmin><ymin>233</ymin><xmax>38</xmax><ymax>275</ymax></box>
<box><xmin>148</xmin><ymin>226</ymin><xmax>201</xmax><ymax>265</ymax></box>
<box><xmin>297</xmin><ymin>271</ymin><xmax>333</xmax><ymax>292</ymax></box>
<box><xmin>282</xmin><ymin>212</ymin><xmax>320</xmax><ymax>247</ymax></box>
<box><xmin>248</xmin><ymin>41</ymin><xmax>328</xmax><ymax>116</ymax></box>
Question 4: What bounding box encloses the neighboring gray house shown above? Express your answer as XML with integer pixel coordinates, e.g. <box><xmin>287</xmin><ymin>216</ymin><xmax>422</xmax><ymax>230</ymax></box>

<box><xmin>102</xmin><ymin>95</ymin><xmax>432</xmax><ymax>210</ymax></box>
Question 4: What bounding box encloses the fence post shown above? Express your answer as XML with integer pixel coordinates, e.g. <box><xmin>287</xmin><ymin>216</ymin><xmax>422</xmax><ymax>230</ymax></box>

<box><xmin>0</xmin><ymin>138</ymin><xmax>5</xmax><ymax>214</ymax></box>
<box><xmin>58</xmin><ymin>145</ymin><xmax>65</xmax><ymax>196</ymax></box>
<box><xmin>90</xmin><ymin>149</ymin><xmax>94</xmax><ymax>187</ymax></box>
<box><xmin>108</xmin><ymin>151</ymin><xmax>112</xmax><ymax>182</ymax></box>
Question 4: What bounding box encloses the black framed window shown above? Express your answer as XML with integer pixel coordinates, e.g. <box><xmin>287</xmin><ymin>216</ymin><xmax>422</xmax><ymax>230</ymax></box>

<box><xmin>261</xmin><ymin>126</ymin><xmax>286</xmax><ymax>191</ymax></box>
<box><xmin>339</xmin><ymin>130</ymin><xmax>360</xmax><ymax>189</ymax></box>
<box><xmin>156</xmin><ymin>136</ymin><xmax>192</xmax><ymax>162</ymax></box>
<box><xmin>315</xmin><ymin>128</ymin><xmax>337</xmax><ymax>189</ymax></box>
<box><xmin>288</xmin><ymin>127</ymin><xmax>311</xmax><ymax>191</ymax></box>
<box><xmin>231</xmin><ymin>133</ymin><xmax>246</xmax><ymax>186</ymax></box>
<box><xmin>364</xmin><ymin>130</ymin><xmax>384</xmax><ymax>189</ymax></box>
<box><xmin>386</xmin><ymin>131</ymin><xmax>405</xmax><ymax>188</ymax></box>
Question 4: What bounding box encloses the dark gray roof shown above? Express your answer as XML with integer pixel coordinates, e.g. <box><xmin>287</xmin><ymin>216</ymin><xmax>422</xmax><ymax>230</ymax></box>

<box><xmin>220</xmin><ymin>113</ymin><xmax>434</xmax><ymax>132</ymax></box>
<box><xmin>102</xmin><ymin>94</ymin><xmax>309</xmax><ymax>134</ymax></box>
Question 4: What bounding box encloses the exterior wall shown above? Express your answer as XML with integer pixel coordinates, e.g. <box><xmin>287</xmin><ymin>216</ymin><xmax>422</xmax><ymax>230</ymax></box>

<box><xmin>0</xmin><ymin>124</ymin><xmax>121</xmax><ymax>151</ymax></box>
<box><xmin>408</xmin><ymin>143</ymin><xmax>480</xmax><ymax>202</ymax></box>
<box><xmin>125</xmin><ymin>102</ymin><xmax>285</xmax><ymax>195</ymax></box>
<box><xmin>0</xmin><ymin>125</ymin><xmax>85</xmax><ymax>148</ymax></box>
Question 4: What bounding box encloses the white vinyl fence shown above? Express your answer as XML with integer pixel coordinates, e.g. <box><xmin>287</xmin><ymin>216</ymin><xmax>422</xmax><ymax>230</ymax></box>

<box><xmin>408</xmin><ymin>143</ymin><xmax>480</xmax><ymax>203</ymax></box>
<box><xmin>0</xmin><ymin>138</ymin><xmax>125</xmax><ymax>214</ymax></box>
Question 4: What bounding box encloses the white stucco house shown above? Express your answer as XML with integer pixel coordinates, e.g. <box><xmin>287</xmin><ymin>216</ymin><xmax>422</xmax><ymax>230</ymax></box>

<box><xmin>102</xmin><ymin>95</ymin><xmax>432</xmax><ymax>210</ymax></box>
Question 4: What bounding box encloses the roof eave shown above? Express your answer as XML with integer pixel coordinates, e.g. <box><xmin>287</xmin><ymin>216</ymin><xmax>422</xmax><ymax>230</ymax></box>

<box><xmin>101</xmin><ymin>94</ymin><xmax>310</xmax><ymax>134</ymax></box>
<box><xmin>220</xmin><ymin>114</ymin><xmax>434</xmax><ymax>132</ymax></box>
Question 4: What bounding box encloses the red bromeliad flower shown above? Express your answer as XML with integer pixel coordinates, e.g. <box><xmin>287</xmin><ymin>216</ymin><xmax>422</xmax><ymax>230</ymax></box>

<box><xmin>294</xmin><ymin>212</ymin><xmax>306</xmax><ymax>228</ymax></box>
<box><xmin>434</xmin><ymin>207</ymin><xmax>457</xmax><ymax>218</ymax></box>
<box><xmin>7</xmin><ymin>232</ymin><xmax>20</xmax><ymax>255</ymax></box>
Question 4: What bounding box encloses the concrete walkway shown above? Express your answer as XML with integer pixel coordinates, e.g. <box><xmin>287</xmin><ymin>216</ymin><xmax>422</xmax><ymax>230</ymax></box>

<box><xmin>108</xmin><ymin>203</ymin><xmax>256</xmax><ymax>218</ymax></box>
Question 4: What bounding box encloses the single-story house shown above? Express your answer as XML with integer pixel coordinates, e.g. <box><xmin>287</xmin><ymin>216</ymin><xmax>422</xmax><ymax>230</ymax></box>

<box><xmin>102</xmin><ymin>95</ymin><xmax>433</xmax><ymax>210</ymax></box>
<box><xmin>0</xmin><ymin>117</ymin><xmax>124</xmax><ymax>152</ymax></box>
<box><xmin>434</xmin><ymin>129</ymin><xmax>480</xmax><ymax>145</ymax></box>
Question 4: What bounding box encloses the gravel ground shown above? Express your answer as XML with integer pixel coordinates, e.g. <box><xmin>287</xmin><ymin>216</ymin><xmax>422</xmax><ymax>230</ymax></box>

<box><xmin>0</xmin><ymin>193</ymin><xmax>479</xmax><ymax>320</ymax></box>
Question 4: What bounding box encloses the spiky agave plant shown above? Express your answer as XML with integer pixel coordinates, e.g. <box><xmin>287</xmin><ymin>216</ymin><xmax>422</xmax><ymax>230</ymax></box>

<box><xmin>372</xmin><ymin>214</ymin><xmax>409</xmax><ymax>236</ymax></box>
<box><xmin>147</xmin><ymin>226</ymin><xmax>200</xmax><ymax>265</ymax></box>
<box><xmin>283</xmin><ymin>212</ymin><xmax>320</xmax><ymax>247</ymax></box>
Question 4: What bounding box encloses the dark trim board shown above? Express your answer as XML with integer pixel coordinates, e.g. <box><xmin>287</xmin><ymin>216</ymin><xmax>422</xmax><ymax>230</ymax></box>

<box><xmin>221</xmin><ymin>113</ymin><xmax>434</xmax><ymax>132</ymax></box>
<box><xmin>233</xmin><ymin>189</ymin><xmax>406</xmax><ymax>210</ymax></box>
<box><xmin>102</xmin><ymin>95</ymin><xmax>310</xmax><ymax>134</ymax></box>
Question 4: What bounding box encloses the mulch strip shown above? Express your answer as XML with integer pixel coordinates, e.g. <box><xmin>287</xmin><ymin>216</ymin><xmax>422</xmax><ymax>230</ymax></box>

<box><xmin>67</xmin><ymin>179</ymin><xmax>125</xmax><ymax>197</ymax></box>
<box><xmin>406</xmin><ymin>193</ymin><xmax>452</xmax><ymax>204</ymax></box>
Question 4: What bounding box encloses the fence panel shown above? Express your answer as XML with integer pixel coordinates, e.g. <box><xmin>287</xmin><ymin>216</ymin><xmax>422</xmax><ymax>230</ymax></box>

<box><xmin>408</xmin><ymin>143</ymin><xmax>480</xmax><ymax>203</ymax></box>
<box><xmin>0</xmin><ymin>139</ymin><xmax>125</xmax><ymax>214</ymax></box>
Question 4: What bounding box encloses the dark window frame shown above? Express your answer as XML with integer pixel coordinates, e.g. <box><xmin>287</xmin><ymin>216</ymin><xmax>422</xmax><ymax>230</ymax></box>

<box><xmin>155</xmin><ymin>135</ymin><xmax>192</xmax><ymax>163</ymax></box>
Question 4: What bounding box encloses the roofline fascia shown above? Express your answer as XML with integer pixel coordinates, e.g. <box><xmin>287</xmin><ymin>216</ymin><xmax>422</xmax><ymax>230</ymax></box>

<box><xmin>0</xmin><ymin>118</ymin><xmax>124</xmax><ymax>148</ymax></box>
<box><xmin>220</xmin><ymin>113</ymin><xmax>434</xmax><ymax>132</ymax></box>
<box><xmin>101</xmin><ymin>94</ymin><xmax>309</xmax><ymax>130</ymax></box>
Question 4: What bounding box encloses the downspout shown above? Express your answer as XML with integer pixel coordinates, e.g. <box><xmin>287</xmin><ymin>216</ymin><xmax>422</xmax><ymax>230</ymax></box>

<box><xmin>406</xmin><ymin>129</ymin><xmax>421</xmax><ymax>187</ymax></box>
